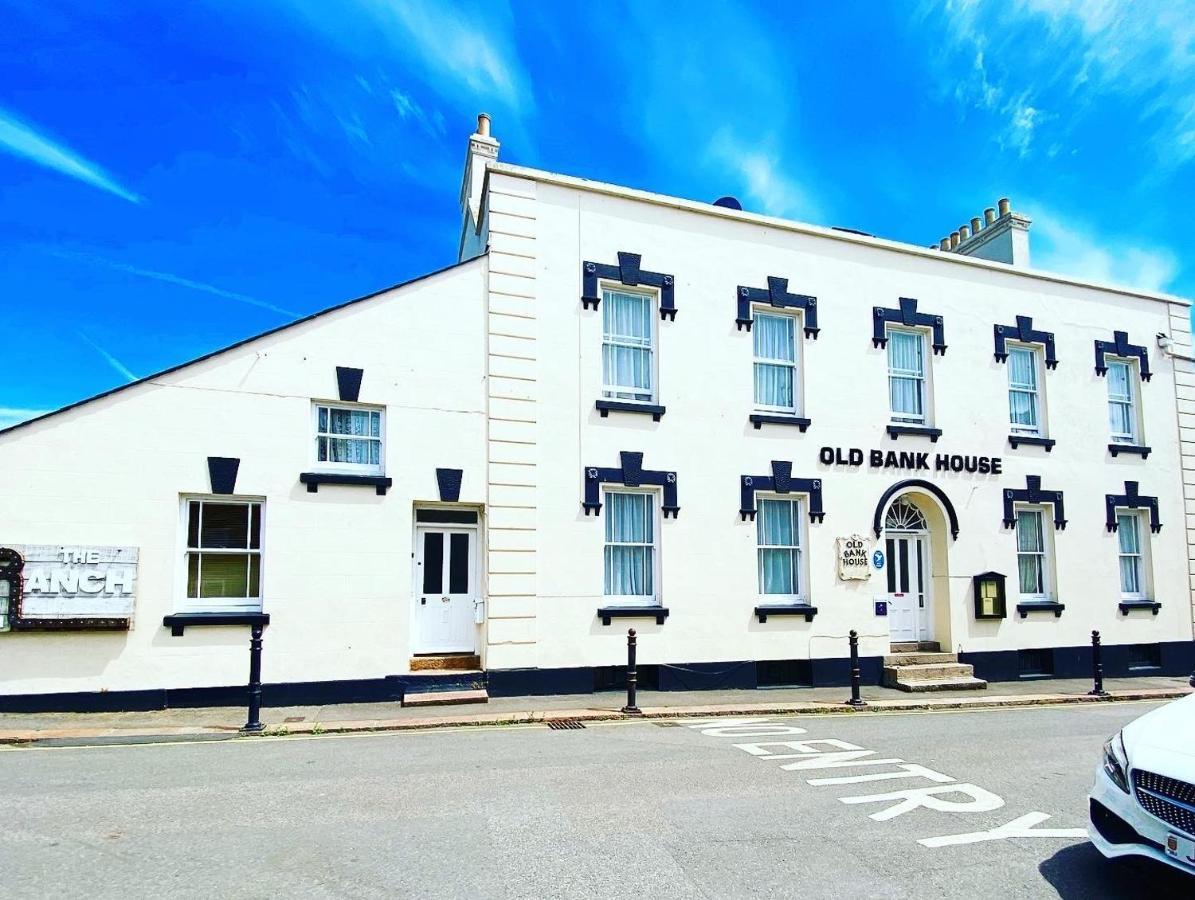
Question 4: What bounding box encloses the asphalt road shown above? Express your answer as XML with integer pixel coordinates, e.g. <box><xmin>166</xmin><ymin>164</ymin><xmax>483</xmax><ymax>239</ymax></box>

<box><xmin>2</xmin><ymin>702</ymin><xmax>1192</xmax><ymax>899</ymax></box>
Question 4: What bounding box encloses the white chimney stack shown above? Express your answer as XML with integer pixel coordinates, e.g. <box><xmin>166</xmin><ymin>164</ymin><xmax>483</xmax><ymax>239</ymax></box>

<box><xmin>934</xmin><ymin>197</ymin><xmax>1031</xmax><ymax>267</ymax></box>
<box><xmin>458</xmin><ymin>112</ymin><xmax>500</xmax><ymax>261</ymax></box>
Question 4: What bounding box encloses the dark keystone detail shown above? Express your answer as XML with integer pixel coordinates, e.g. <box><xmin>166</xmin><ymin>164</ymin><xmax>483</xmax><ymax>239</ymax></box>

<box><xmin>739</xmin><ymin>461</ymin><xmax>824</xmax><ymax>523</ymax></box>
<box><xmin>335</xmin><ymin>366</ymin><xmax>364</xmax><ymax>402</ymax></box>
<box><xmin>872</xmin><ymin>297</ymin><xmax>946</xmax><ymax>355</ymax></box>
<box><xmin>207</xmin><ymin>457</ymin><xmax>240</xmax><ymax>495</ymax></box>
<box><xmin>436</xmin><ymin>468</ymin><xmax>464</xmax><ymax>503</ymax></box>
<box><xmin>581</xmin><ymin>252</ymin><xmax>676</xmax><ymax>320</ymax></box>
<box><xmin>993</xmin><ymin>316</ymin><xmax>1058</xmax><ymax>368</ymax></box>
<box><xmin>583</xmin><ymin>451</ymin><xmax>678</xmax><ymax>517</ymax></box>
<box><xmin>1002</xmin><ymin>475</ymin><xmax>1067</xmax><ymax>530</ymax></box>
<box><xmin>735</xmin><ymin>276</ymin><xmax>819</xmax><ymax>337</ymax></box>
<box><xmin>1104</xmin><ymin>481</ymin><xmax>1162</xmax><ymax>534</ymax></box>
<box><xmin>1093</xmin><ymin>331</ymin><xmax>1151</xmax><ymax>382</ymax></box>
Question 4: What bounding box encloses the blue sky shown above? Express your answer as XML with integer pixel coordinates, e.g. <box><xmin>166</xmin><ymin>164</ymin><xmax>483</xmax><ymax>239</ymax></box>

<box><xmin>3</xmin><ymin>0</ymin><xmax>1193</xmax><ymax>428</ymax></box>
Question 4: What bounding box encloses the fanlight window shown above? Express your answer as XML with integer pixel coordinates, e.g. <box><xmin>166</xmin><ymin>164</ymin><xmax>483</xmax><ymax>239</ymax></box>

<box><xmin>884</xmin><ymin>498</ymin><xmax>927</xmax><ymax>533</ymax></box>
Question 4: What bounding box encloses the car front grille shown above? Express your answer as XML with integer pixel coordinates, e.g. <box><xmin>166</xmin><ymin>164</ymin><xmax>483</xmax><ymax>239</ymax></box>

<box><xmin>1134</xmin><ymin>769</ymin><xmax>1195</xmax><ymax>837</ymax></box>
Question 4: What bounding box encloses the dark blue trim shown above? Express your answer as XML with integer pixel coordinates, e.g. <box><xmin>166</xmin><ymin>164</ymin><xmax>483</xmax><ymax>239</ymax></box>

<box><xmin>597</xmin><ymin>606</ymin><xmax>669</xmax><ymax>625</ymax></box>
<box><xmin>750</xmin><ymin>414</ymin><xmax>810</xmax><ymax>431</ymax></box>
<box><xmin>754</xmin><ymin>605</ymin><xmax>818</xmax><ymax>622</ymax></box>
<box><xmin>1105</xmin><ymin>481</ymin><xmax>1162</xmax><ymax>533</ymax></box>
<box><xmin>163</xmin><ymin>612</ymin><xmax>270</xmax><ymax>637</ymax></box>
<box><xmin>1008</xmin><ymin>435</ymin><xmax>1055</xmax><ymax>451</ymax></box>
<box><xmin>583</xmin><ymin>451</ymin><xmax>679</xmax><ymax>517</ymax></box>
<box><xmin>961</xmin><ymin>641</ymin><xmax>1195</xmax><ymax>683</ymax></box>
<box><xmin>1094</xmin><ymin>331</ymin><xmax>1152</xmax><ymax>381</ymax></box>
<box><xmin>487</xmin><ymin>667</ymin><xmax>593</xmax><ymax>697</ymax></box>
<box><xmin>435</xmin><ymin>468</ymin><xmax>463</xmax><ymax>503</ymax></box>
<box><xmin>872</xmin><ymin>297</ymin><xmax>946</xmax><ymax>354</ymax></box>
<box><xmin>582</xmin><ymin>252</ymin><xmax>676</xmax><ymax>319</ymax></box>
<box><xmin>993</xmin><ymin>316</ymin><xmax>1058</xmax><ymax>368</ymax></box>
<box><xmin>658</xmin><ymin>661</ymin><xmax>756</xmax><ymax>691</ymax></box>
<box><xmin>886</xmin><ymin>425</ymin><xmax>942</xmax><ymax>441</ymax></box>
<box><xmin>1002</xmin><ymin>475</ymin><xmax>1067</xmax><ymax>530</ymax></box>
<box><xmin>300</xmin><ymin>472</ymin><xmax>392</xmax><ymax>495</ymax></box>
<box><xmin>1119</xmin><ymin>600</ymin><xmax>1162</xmax><ymax>615</ymax></box>
<box><xmin>1108</xmin><ymin>443</ymin><xmax>1151</xmax><ymax>459</ymax></box>
<box><xmin>596</xmin><ymin>400</ymin><xmax>665</xmax><ymax>421</ymax></box>
<box><xmin>0</xmin><ymin>257</ymin><xmax>484</xmax><ymax>439</ymax></box>
<box><xmin>335</xmin><ymin>366</ymin><xmax>363</xmax><ymax>402</ymax></box>
<box><xmin>739</xmin><ymin>461</ymin><xmax>824</xmax><ymax>522</ymax></box>
<box><xmin>872</xmin><ymin>479</ymin><xmax>960</xmax><ymax>539</ymax></box>
<box><xmin>207</xmin><ymin>457</ymin><xmax>240</xmax><ymax>495</ymax></box>
<box><xmin>1016</xmin><ymin>601</ymin><xmax>1065</xmax><ymax>619</ymax></box>
<box><xmin>735</xmin><ymin>276</ymin><xmax>819</xmax><ymax>337</ymax></box>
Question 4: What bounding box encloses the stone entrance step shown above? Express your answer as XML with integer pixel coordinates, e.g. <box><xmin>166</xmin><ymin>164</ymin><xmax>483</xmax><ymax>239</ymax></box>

<box><xmin>402</xmin><ymin>688</ymin><xmax>489</xmax><ymax>708</ymax></box>
<box><xmin>410</xmin><ymin>654</ymin><xmax>481</xmax><ymax>671</ymax></box>
<box><xmin>883</xmin><ymin>660</ymin><xmax>988</xmax><ymax>693</ymax></box>
<box><xmin>889</xmin><ymin>641</ymin><xmax>941</xmax><ymax>653</ymax></box>
<box><xmin>883</xmin><ymin>651</ymin><xmax>958</xmax><ymax>667</ymax></box>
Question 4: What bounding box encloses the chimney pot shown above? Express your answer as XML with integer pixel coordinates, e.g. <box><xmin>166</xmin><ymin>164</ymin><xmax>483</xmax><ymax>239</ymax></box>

<box><xmin>971</xmin><ymin>216</ymin><xmax>982</xmax><ymax>233</ymax></box>
<box><xmin>984</xmin><ymin>207</ymin><xmax>997</xmax><ymax>224</ymax></box>
<box><xmin>950</xmin><ymin>231</ymin><xmax>961</xmax><ymax>249</ymax></box>
<box><xmin>477</xmin><ymin>112</ymin><xmax>491</xmax><ymax>137</ymax></box>
<box><xmin>939</xmin><ymin>238</ymin><xmax>950</xmax><ymax>251</ymax></box>
<box><xmin>998</xmin><ymin>197</ymin><xmax>1011</xmax><ymax>217</ymax></box>
<box><xmin>959</xmin><ymin>225</ymin><xmax>971</xmax><ymax>241</ymax></box>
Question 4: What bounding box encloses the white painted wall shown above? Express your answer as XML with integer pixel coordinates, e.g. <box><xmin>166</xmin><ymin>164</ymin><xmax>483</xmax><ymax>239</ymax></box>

<box><xmin>0</xmin><ymin>260</ymin><xmax>488</xmax><ymax>696</ymax></box>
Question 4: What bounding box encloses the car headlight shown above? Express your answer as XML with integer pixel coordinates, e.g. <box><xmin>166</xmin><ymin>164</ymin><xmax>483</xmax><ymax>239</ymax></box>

<box><xmin>1103</xmin><ymin>731</ymin><xmax>1130</xmax><ymax>793</ymax></box>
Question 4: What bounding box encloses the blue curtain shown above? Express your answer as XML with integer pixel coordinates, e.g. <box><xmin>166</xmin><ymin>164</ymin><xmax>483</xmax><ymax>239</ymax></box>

<box><xmin>1008</xmin><ymin>348</ymin><xmax>1038</xmax><ymax>431</ymax></box>
<box><xmin>604</xmin><ymin>492</ymin><xmax>654</xmax><ymax>597</ymax></box>
<box><xmin>1117</xmin><ymin>513</ymin><xmax>1141</xmax><ymax>594</ymax></box>
<box><xmin>1106</xmin><ymin>363</ymin><xmax>1133</xmax><ymax>438</ymax></box>
<box><xmin>602</xmin><ymin>291</ymin><xmax>653</xmax><ymax>399</ymax></box>
<box><xmin>753</xmin><ymin>314</ymin><xmax>795</xmax><ymax>409</ymax></box>
<box><xmin>757</xmin><ymin>498</ymin><xmax>798</xmax><ymax>595</ymax></box>
<box><xmin>887</xmin><ymin>331</ymin><xmax>923</xmax><ymax>420</ymax></box>
<box><xmin>1015</xmin><ymin>510</ymin><xmax>1044</xmax><ymax>595</ymax></box>
<box><xmin>319</xmin><ymin>408</ymin><xmax>381</xmax><ymax>465</ymax></box>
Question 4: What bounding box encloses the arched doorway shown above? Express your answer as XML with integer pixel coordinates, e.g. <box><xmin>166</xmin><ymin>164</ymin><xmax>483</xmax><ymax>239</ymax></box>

<box><xmin>882</xmin><ymin>498</ymin><xmax>931</xmax><ymax>643</ymax></box>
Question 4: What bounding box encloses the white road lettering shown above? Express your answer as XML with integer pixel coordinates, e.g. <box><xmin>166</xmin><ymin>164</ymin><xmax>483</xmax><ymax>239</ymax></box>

<box><xmin>841</xmin><ymin>783</ymin><xmax>1005</xmax><ymax>821</ymax></box>
<box><xmin>683</xmin><ymin>718</ymin><xmax>810</xmax><ymax>737</ymax></box>
<box><xmin>734</xmin><ymin>738</ymin><xmax>862</xmax><ymax>758</ymax></box>
<box><xmin>917</xmin><ymin>812</ymin><xmax>1087</xmax><ymax>847</ymax></box>
<box><xmin>807</xmin><ymin>764</ymin><xmax>954</xmax><ymax>786</ymax></box>
<box><xmin>780</xmin><ymin>752</ymin><xmax>905</xmax><ymax>771</ymax></box>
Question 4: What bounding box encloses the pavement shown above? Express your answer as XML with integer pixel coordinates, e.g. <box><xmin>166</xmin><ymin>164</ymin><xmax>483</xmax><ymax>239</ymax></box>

<box><xmin>0</xmin><ymin>675</ymin><xmax>1189</xmax><ymax>747</ymax></box>
<box><xmin>3</xmin><ymin>703</ymin><xmax>1193</xmax><ymax>898</ymax></box>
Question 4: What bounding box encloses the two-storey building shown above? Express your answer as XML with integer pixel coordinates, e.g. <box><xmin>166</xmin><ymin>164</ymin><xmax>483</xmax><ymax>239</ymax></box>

<box><xmin>2</xmin><ymin>114</ymin><xmax>1192</xmax><ymax>710</ymax></box>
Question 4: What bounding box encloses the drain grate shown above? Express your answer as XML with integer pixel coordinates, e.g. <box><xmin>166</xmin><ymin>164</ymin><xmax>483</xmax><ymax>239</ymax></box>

<box><xmin>547</xmin><ymin>719</ymin><xmax>586</xmax><ymax>730</ymax></box>
<box><xmin>283</xmin><ymin>716</ymin><xmax>305</xmax><ymax>723</ymax></box>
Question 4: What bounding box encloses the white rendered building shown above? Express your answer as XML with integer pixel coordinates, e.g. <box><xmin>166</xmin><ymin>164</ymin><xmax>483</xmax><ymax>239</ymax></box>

<box><xmin>2</xmin><ymin>115</ymin><xmax>1193</xmax><ymax>710</ymax></box>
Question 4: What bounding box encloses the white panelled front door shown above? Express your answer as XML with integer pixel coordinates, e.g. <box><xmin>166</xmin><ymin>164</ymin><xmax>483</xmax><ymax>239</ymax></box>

<box><xmin>886</xmin><ymin>534</ymin><xmax>929</xmax><ymax>643</ymax></box>
<box><xmin>414</xmin><ymin>527</ymin><xmax>477</xmax><ymax>654</ymax></box>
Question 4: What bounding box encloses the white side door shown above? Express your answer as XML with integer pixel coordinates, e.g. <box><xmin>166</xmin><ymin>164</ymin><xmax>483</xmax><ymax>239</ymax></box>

<box><xmin>414</xmin><ymin>527</ymin><xmax>476</xmax><ymax>654</ymax></box>
<box><xmin>886</xmin><ymin>536</ymin><xmax>927</xmax><ymax>643</ymax></box>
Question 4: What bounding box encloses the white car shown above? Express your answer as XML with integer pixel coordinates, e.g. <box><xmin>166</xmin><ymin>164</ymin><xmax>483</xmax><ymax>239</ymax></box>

<box><xmin>1090</xmin><ymin>690</ymin><xmax>1195</xmax><ymax>876</ymax></box>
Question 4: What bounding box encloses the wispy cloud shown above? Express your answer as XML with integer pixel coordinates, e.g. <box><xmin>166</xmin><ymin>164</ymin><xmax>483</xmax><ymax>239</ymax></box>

<box><xmin>707</xmin><ymin>130</ymin><xmax>822</xmax><ymax>221</ymax></box>
<box><xmin>391</xmin><ymin>89</ymin><xmax>446</xmax><ymax>138</ymax></box>
<box><xmin>1027</xmin><ymin>203</ymin><xmax>1180</xmax><ymax>293</ymax></box>
<box><xmin>53</xmin><ymin>251</ymin><xmax>299</xmax><ymax>318</ymax></box>
<box><xmin>0</xmin><ymin>106</ymin><xmax>142</xmax><ymax>203</ymax></box>
<box><xmin>0</xmin><ymin>407</ymin><xmax>51</xmax><ymax>430</ymax></box>
<box><xmin>76</xmin><ymin>332</ymin><xmax>138</xmax><ymax>382</ymax></box>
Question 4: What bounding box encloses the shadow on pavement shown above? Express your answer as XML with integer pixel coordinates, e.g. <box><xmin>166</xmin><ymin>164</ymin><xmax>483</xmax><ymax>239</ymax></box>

<box><xmin>1039</xmin><ymin>842</ymin><xmax>1192</xmax><ymax>898</ymax></box>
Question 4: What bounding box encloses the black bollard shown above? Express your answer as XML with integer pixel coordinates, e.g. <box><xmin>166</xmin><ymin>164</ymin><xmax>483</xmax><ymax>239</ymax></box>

<box><xmin>622</xmin><ymin>628</ymin><xmax>642</xmax><ymax>714</ymax></box>
<box><xmin>845</xmin><ymin>630</ymin><xmax>867</xmax><ymax>707</ymax></box>
<box><xmin>1088</xmin><ymin>629</ymin><xmax>1109</xmax><ymax>697</ymax></box>
<box><xmin>243</xmin><ymin>623</ymin><xmax>265</xmax><ymax>732</ymax></box>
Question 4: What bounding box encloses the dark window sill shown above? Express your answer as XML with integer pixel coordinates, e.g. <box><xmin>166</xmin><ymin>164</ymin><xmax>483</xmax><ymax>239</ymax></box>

<box><xmin>1119</xmin><ymin>600</ymin><xmax>1161</xmax><ymax>615</ymax></box>
<box><xmin>1009</xmin><ymin>435</ymin><xmax>1055</xmax><ymax>451</ymax></box>
<box><xmin>597</xmin><ymin>606</ymin><xmax>669</xmax><ymax>626</ymax></box>
<box><xmin>596</xmin><ymin>400</ymin><xmax>665</xmax><ymax>421</ymax></box>
<box><xmin>887</xmin><ymin>424</ymin><xmax>942</xmax><ymax>442</ymax></box>
<box><xmin>750</xmin><ymin>414</ymin><xmax>811</xmax><ymax>432</ymax></box>
<box><xmin>754</xmin><ymin>604</ymin><xmax>818</xmax><ymax>623</ymax></box>
<box><xmin>300</xmin><ymin>472</ymin><xmax>393</xmax><ymax>495</ymax></box>
<box><xmin>163</xmin><ymin>612</ymin><xmax>270</xmax><ymax>636</ymax></box>
<box><xmin>1016</xmin><ymin>601</ymin><xmax>1065</xmax><ymax>619</ymax></box>
<box><xmin>1108</xmin><ymin>443</ymin><xmax>1151</xmax><ymax>459</ymax></box>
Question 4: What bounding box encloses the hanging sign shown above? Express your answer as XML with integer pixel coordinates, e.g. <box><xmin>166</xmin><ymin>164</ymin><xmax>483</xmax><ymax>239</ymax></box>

<box><xmin>1</xmin><ymin>545</ymin><xmax>137</xmax><ymax>630</ymax></box>
<box><xmin>837</xmin><ymin>534</ymin><xmax>873</xmax><ymax>581</ymax></box>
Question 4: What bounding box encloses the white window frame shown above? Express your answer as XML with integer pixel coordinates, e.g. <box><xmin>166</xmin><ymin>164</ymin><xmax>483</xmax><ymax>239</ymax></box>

<box><xmin>312</xmin><ymin>402</ymin><xmax>385</xmax><ymax>475</ymax></box>
<box><xmin>1105</xmin><ymin>358</ymin><xmax>1141</xmax><ymax>445</ymax></box>
<box><xmin>887</xmin><ymin>326</ymin><xmax>930</xmax><ymax>425</ymax></box>
<box><xmin>178</xmin><ymin>496</ymin><xmax>265</xmax><ymax>613</ymax></box>
<box><xmin>1014</xmin><ymin>505</ymin><xmax>1054</xmax><ymax>603</ymax></box>
<box><xmin>755</xmin><ymin>495</ymin><xmax>807</xmax><ymax>605</ymax></box>
<box><xmin>600</xmin><ymin>285</ymin><xmax>658</xmax><ymax>404</ymax></box>
<box><xmin>1007</xmin><ymin>344</ymin><xmax>1045</xmax><ymax>437</ymax></box>
<box><xmin>1116</xmin><ymin>510</ymin><xmax>1151</xmax><ymax>600</ymax></box>
<box><xmin>602</xmin><ymin>487</ymin><xmax>659</xmax><ymax>608</ymax></box>
<box><xmin>752</xmin><ymin>309</ymin><xmax>802</xmax><ymax>415</ymax></box>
